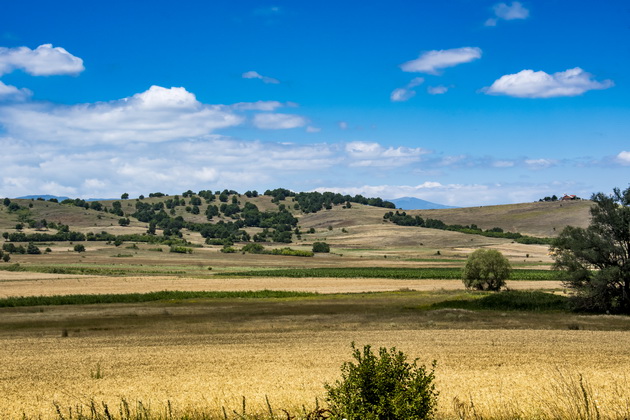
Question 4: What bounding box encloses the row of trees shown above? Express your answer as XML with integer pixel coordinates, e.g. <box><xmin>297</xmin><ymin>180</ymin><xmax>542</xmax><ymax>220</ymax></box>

<box><xmin>383</xmin><ymin>211</ymin><xmax>551</xmax><ymax>245</ymax></box>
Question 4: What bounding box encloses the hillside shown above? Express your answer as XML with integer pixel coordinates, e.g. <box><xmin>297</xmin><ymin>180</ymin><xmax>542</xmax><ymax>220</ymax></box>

<box><xmin>0</xmin><ymin>194</ymin><xmax>591</xmax><ymax>246</ymax></box>
<box><xmin>409</xmin><ymin>199</ymin><xmax>592</xmax><ymax>237</ymax></box>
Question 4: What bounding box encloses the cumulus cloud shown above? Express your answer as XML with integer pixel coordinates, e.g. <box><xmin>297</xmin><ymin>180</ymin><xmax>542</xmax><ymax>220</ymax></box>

<box><xmin>0</xmin><ymin>85</ymin><xmax>244</xmax><ymax>144</ymax></box>
<box><xmin>0</xmin><ymin>80</ymin><xmax>31</xmax><ymax>100</ymax></box>
<box><xmin>390</xmin><ymin>77</ymin><xmax>424</xmax><ymax>102</ymax></box>
<box><xmin>485</xmin><ymin>2</ymin><xmax>530</xmax><ymax>26</ymax></box>
<box><xmin>400</xmin><ymin>47</ymin><xmax>482</xmax><ymax>75</ymax></box>
<box><xmin>242</xmin><ymin>70</ymin><xmax>280</xmax><ymax>84</ymax></box>
<box><xmin>0</xmin><ymin>134</ymin><xmax>343</xmax><ymax>199</ymax></box>
<box><xmin>616</xmin><ymin>151</ymin><xmax>630</xmax><ymax>165</ymax></box>
<box><xmin>252</xmin><ymin>112</ymin><xmax>308</xmax><ymax>129</ymax></box>
<box><xmin>344</xmin><ymin>141</ymin><xmax>427</xmax><ymax>167</ymax></box>
<box><xmin>0</xmin><ymin>44</ymin><xmax>84</xmax><ymax>76</ymax></box>
<box><xmin>483</xmin><ymin>67</ymin><xmax>614</xmax><ymax>98</ymax></box>
<box><xmin>427</xmin><ymin>85</ymin><xmax>449</xmax><ymax>95</ymax></box>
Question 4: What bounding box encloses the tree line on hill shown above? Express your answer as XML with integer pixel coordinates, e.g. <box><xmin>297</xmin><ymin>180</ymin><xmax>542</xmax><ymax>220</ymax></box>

<box><xmin>383</xmin><ymin>210</ymin><xmax>552</xmax><ymax>244</ymax></box>
<box><xmin>1</xmin><ymin>188</ymin><xmax>395</xmax><ymax>247</ymax></box>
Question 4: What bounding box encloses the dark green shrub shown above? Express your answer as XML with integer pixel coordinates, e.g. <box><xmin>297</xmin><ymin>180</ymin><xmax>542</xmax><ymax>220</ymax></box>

<box><xmin>312</xmin><ymin>241</ymin><xmax>330</xmax><ymax>253</ymax></box>
<box><xmin>220</xmin><ymin>245</ymin><xmax>237</xmax><ymax>253</ymax></box>
<box><xmin>462</xmin><ymin>249</ymin><xmax>511</xmax><ymax>291</ymax></box>
<box><xmin>242</xmin><ymin>243</ymin><xmax>265</xmax><ymax>254</ymax></box>
<box><xmin>26</xmin><ymin>242</ymin><xmax>41</xmax><ymax>255</ymax></box>
<box><xmin>325</xmin><ymin>343</ymin><xmax>438</xmax><ymax>420</ymax></box>
<box><xmin>73</xmin><ymin>244</ymin><xmax>86</xmax><ymax>253</ymax></box>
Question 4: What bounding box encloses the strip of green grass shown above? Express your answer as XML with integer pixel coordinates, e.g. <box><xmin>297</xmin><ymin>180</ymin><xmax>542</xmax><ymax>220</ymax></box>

<box><xmin>0</xmin><ymin>290</ymin><xmax>317</xmax><ymax>307</ymax></box>
<box><xmin>430</xmin><ymin>290</ymin><xmax>569</xmax><ymax>311</ymax></box>
<box><xmin>0</xmin><ymin>263</ymin><xmax>186</xmax><ymax>276</ymax></box>
<box><xmin>225</xmin><ymin>267</ymin><xmax>562</xmax><ymax>280</ymax></box>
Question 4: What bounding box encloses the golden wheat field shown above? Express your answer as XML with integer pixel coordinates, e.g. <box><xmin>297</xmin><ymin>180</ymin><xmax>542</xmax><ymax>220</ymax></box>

<box><xmin>2</xmin><ymin>326</ymin><xmax>630</xmax><ymax>419</ymax></box>
<box><xmin>2</xmin><ymin>285</ymin><xmax>630</xmax><ymax>420</ymax></box>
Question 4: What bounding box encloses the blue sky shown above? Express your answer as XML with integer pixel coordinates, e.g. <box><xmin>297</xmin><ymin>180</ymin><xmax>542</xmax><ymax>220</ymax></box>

<box><xmin>0</xmin><ymin>0</ymin><xmax>628</xmax><ymax>206</ymax></box>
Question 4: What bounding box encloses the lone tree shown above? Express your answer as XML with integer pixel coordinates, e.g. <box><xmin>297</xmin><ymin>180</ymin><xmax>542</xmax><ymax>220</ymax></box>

<box><xmin>462</xmin><ymin>249</ymin><xmax>511</xmax><ymax>291</ymax></box>
<box><xmin>551</xmin><ymin>186</ymin><xmax>630</xmax><ymax>314</ymax></box>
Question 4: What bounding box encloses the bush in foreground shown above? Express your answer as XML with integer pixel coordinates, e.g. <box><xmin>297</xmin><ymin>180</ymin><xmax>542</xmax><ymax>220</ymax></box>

<box><xmin>325</xmin><ymin>343</ymin><xmax>437</xmax><ymax>420</ymax></box>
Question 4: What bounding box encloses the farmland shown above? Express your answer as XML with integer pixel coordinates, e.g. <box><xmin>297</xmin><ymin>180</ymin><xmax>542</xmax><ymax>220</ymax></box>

<box><xmin>1</xmin><ymin>193</ymin><xmax>629</xmax><ymax>419</ymax></box>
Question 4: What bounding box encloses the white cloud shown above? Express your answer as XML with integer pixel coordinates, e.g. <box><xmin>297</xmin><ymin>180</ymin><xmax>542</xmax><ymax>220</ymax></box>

<box><xmin>524</xmin><ymin>158</ymin><xmax>557</xmax><ymax>169</ymax></box>
<box><xmin>400</xmin><ymin>47</ymin><xmax>482</xmax><ymax>75</ymax></box>
<box><xmin>483</xmin><ymin>67</ymin><xmax>614</xmax><ymax>98</ymax></box>
<box><xmin>391</xmin><ymin>77</ymin><xmax>424</xmax><ymax>102</ymax></box>
<box><xmin>486</xmin><ymin>1</ymin><xmax>530</xmax><ymax>26</ymax></box>
<box><xmin>306</xmin><ymin>126</ymin><xmax>321</xmax><ymax>133</ymax></box>
<box><xmin>0</xmin><ymin>80</ymin><xmax>31</xmax><ymax>100</ymax></box>
<box><xmin>252</xmin><ymin>112</ymin><xmax>308</xmax><ymax>129</ymax></box>
<box><xmin>427</xmin><ymin>85</ymin><xmax>449</xmax><ymax>95</ymax></box>
<box><xmin>492</xmin><ymin>160</ymin><xmax>515</xmax><ymax>168</ymax></box>
<box><xmin>345</xmin><ymin>141</ymin><xmax>427</xmax><ymax>167</ymax></box>
<box><xmin>338</xmin><ymin>121</ymin><xmax>348</xmax><ymax>130</ymax></box>
<box><xmin>616</xmin><ymin>151</ymin><xmax>630</xmax><ymax>165</ymax></box>
<box><xmin>230</xmin><ymin>100</ymin><xmax>284</xmax><ymax>111</ymax></box>
<box><xmin>0</xmin><ymin>44</ymin><xmax>84</xmax><ymax>76</ymax></box>
<box><xmin>390</xmin><ymin>88</ymin><xmax>415</xmax><ymax>102</ymax></box>
<box><xmin>242</xmin><ymin>70</ymin><xmax>280</xmax><ymax>84</ymax></box>
<box><xmin>0</xmin><ymin>85</ymin><xmax>244</xmax><ymax>144</ymax></box>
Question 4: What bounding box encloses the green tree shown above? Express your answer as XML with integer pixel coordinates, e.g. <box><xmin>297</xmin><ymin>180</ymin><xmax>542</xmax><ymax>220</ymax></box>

<box><xmin>74</xmin><ymin>244</ymin><xmax>86</xmax><ymax>253</ymax></box>
<box><xmin>312</xmin><ymin>241</ymin><xmax>330</xmax><ymax>253</ymax></box>
<box><xmin>26</xmin><ymin>243</ymin><xmax>41</xmax><ymax>255</ymax></box>
<box><xmin>121</xmin><ymin>193</ymin><xmax>129</xmax><ymax>199</ymax></box>
<box><xmin>551</xmin><ymin>186</ymin><xmax>630</xmax><ymax>313</ymax></box>
<box><xmin>325</xmin><ymin>343</ymin><xmax>438</xmax><ymax>420</ymax></box>
<box><xmin>462</xmin><ymin>249</ymin><xmax>511</xmax><ymax>291</ymax></box>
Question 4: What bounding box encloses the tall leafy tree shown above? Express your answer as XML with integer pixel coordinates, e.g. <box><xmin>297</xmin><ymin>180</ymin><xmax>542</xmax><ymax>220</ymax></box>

<box><xmin>551</xmin><ymin>186</ymin><xmax>630</xmax><ymax>313</ymax></box>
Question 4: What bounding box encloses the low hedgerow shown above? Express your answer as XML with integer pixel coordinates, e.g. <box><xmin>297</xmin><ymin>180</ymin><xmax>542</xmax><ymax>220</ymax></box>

<box><xmin>270</xmin><ymin>247</ymin><xmax>314</xmax><ymax>257</ymax></box>
<box><xmin>431</xmin><ymin>290</ymin><xmax>570</xmax><ymax>312</ymax></box>
<box><xmin>0</xmin><ymin>290</ymin><xmax>317</xmax><ymax>307</ymax></box>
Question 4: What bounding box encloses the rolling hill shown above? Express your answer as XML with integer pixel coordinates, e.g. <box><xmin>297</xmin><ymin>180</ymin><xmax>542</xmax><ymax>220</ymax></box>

<box><xmin>0</xmin><ymin>191</ymin><xmax>592</xmax><ymax>246</ymax></box>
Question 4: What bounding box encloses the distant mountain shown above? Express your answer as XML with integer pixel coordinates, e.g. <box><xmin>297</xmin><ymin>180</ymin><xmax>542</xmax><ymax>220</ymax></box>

<box><xmin>15</xmin><ymin>195</ymin><xmax>118</xmax><ymax>202</ymax></box>
<box><xmin>389</xmin><ymin>197</ymin><xmax>456</xmax><ymax>210</ymax></box>
<box><xmin>16</xmin><ymin>194</ymin><xmax>70</xmax><ymax>201</ymax></box>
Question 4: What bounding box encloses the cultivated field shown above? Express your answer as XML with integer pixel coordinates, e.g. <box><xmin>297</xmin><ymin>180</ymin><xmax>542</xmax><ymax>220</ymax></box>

<box><xmin>2</xmin><ymin>195</ymin><xmax>628</xmax><ymax>419</ymax></box>
<box><xmin>2</xmin><ymin>291</ymin><xmax>630</xmax><ymax>419</ymax></box>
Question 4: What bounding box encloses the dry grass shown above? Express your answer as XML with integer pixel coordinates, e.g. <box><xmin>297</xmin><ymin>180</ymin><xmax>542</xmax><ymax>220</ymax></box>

<box><xmin>0</xmin><ymin>271</ymin><xmax>564</xmax><ymax>297</ymax></box>
<box><xmin>412</xmin><ymin>200</ymin><xmax>592</xmax><ymax>237</ymax></box>
<box><xmin>2</xmin><ymin>322</ymin><xmax>630</xmax><ymax>419</ymax></box>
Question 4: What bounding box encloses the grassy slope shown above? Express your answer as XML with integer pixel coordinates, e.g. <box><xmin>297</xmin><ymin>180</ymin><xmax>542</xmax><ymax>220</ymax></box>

<box><xmin>0</xmin><ymin>195</ymin><xmax>592</xmax><ymax>250</ymax></box>
<box><xmin>411</xmin><ymin>200</ymin><xmax>592</xmax><ymax>237</ymax></box>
